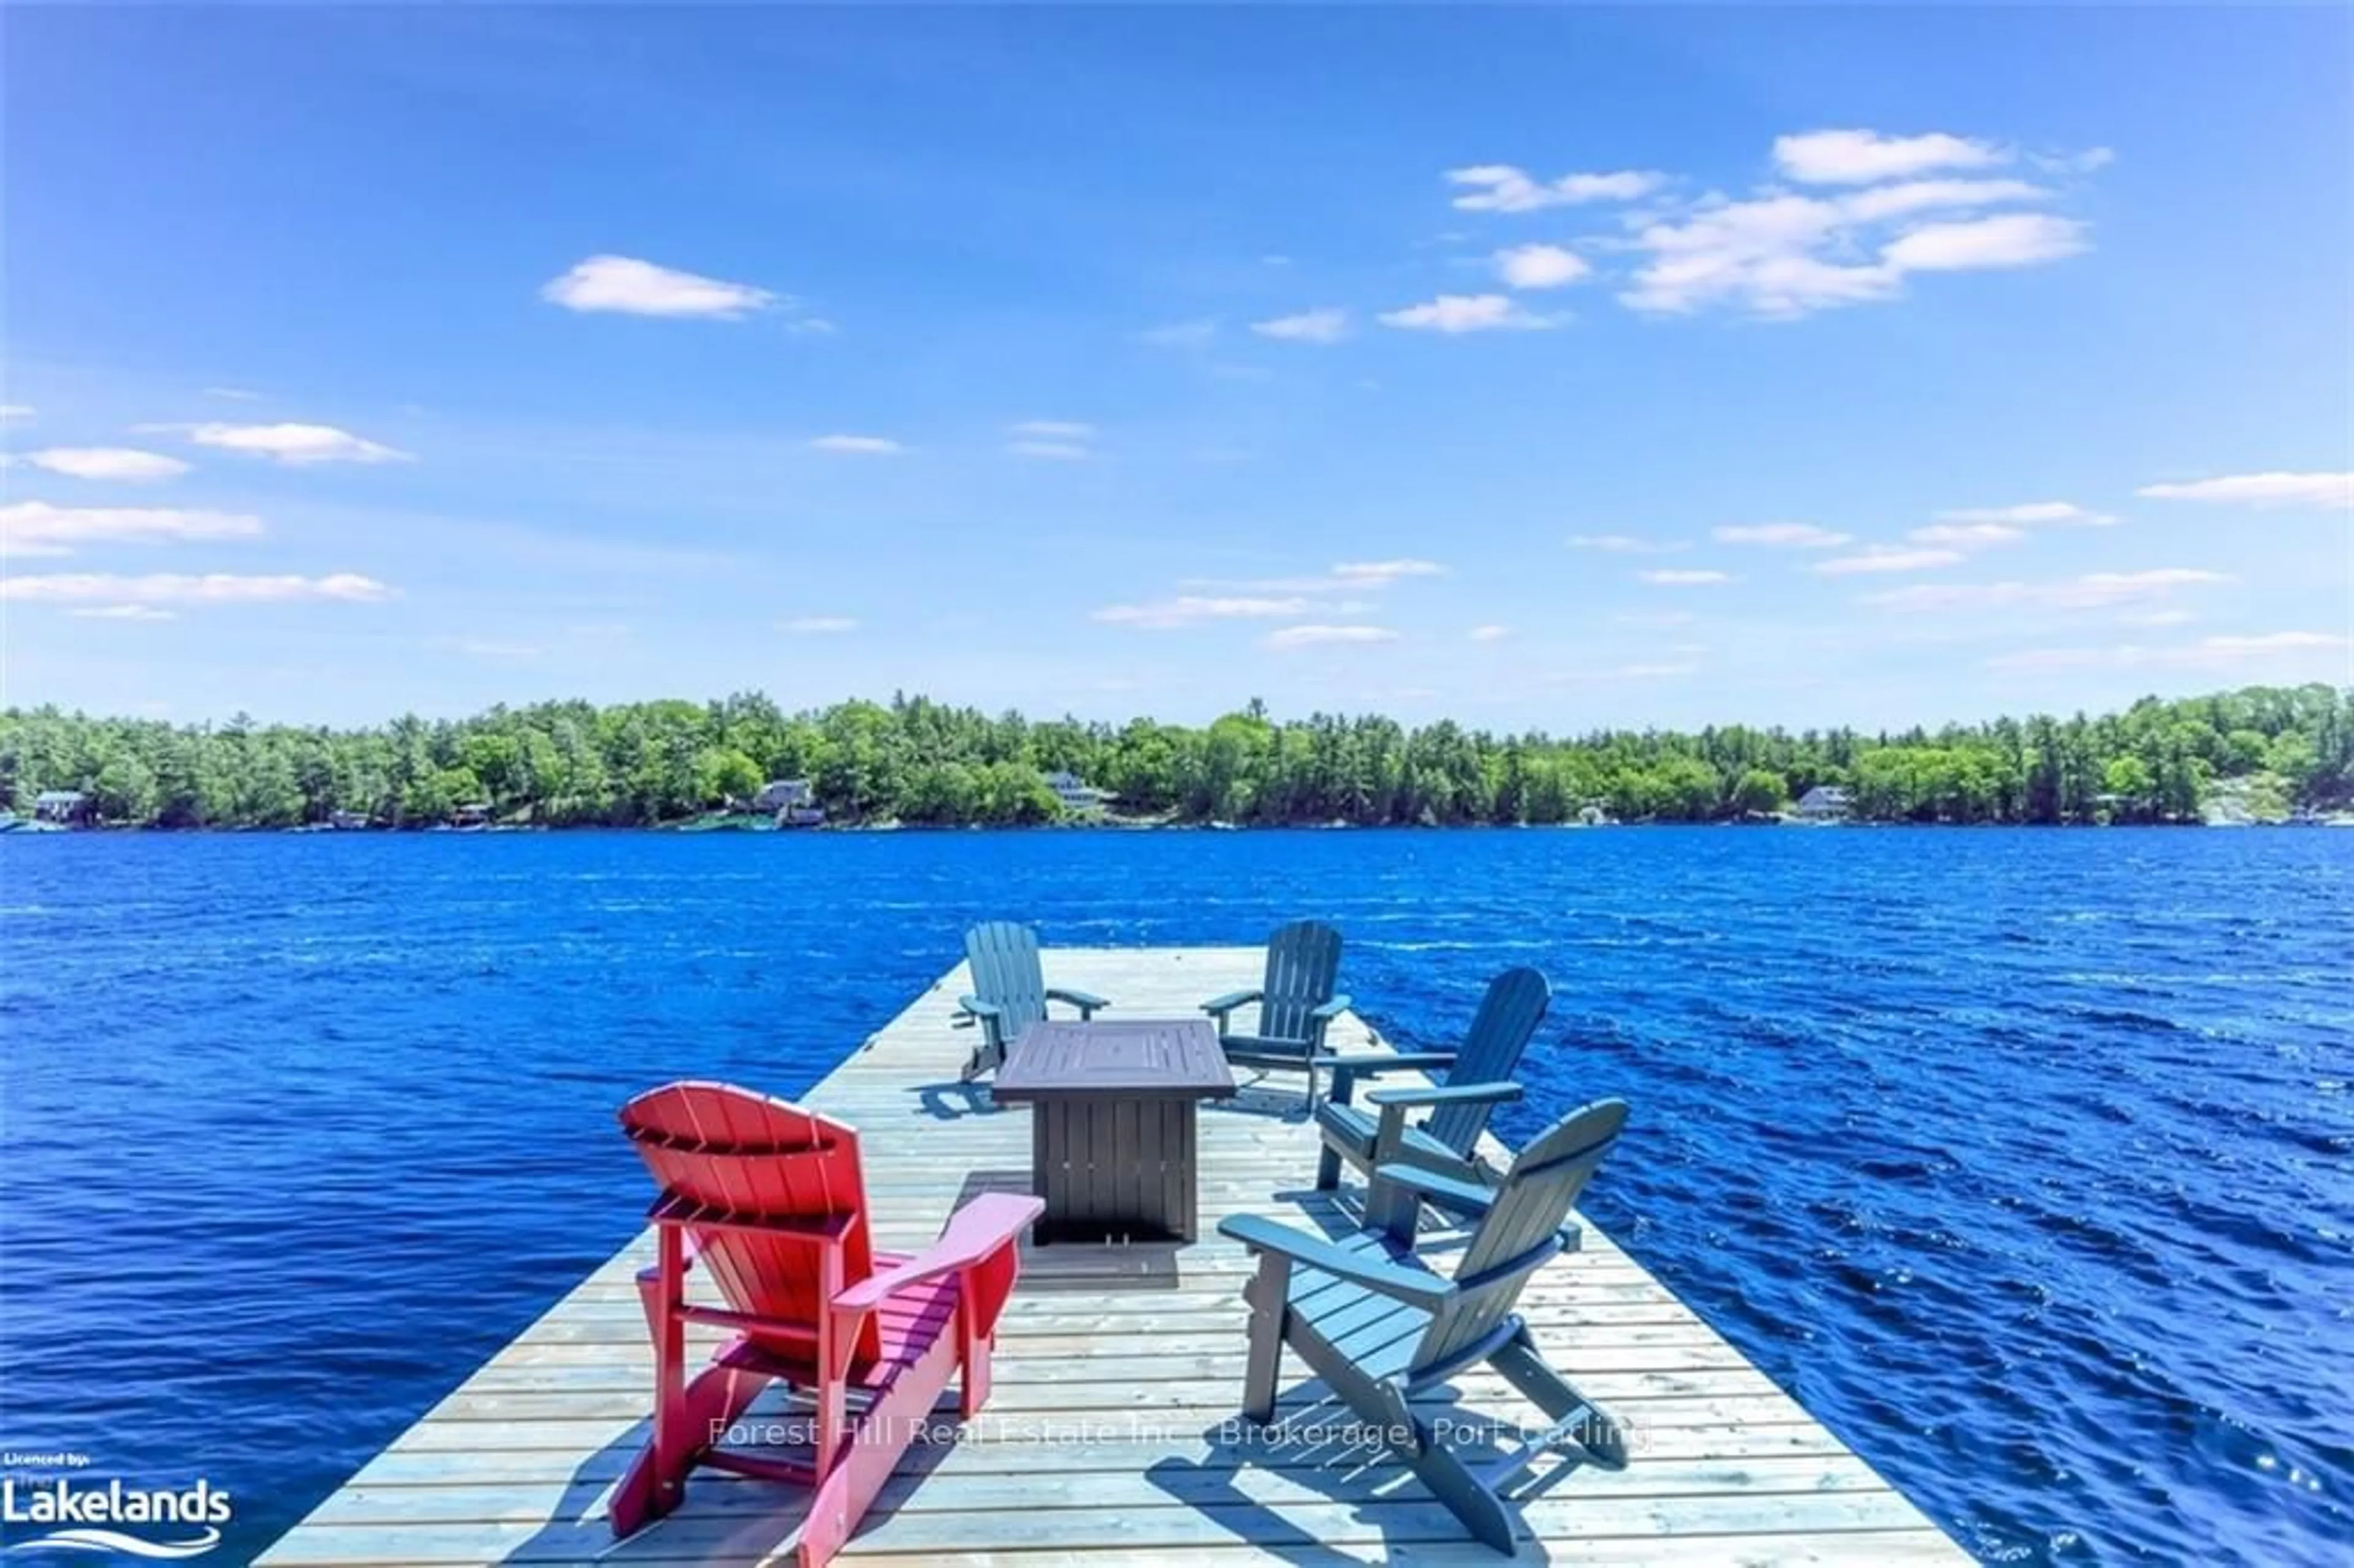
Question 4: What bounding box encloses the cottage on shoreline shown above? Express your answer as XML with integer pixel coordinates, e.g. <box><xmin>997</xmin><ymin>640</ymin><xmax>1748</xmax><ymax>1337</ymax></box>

<box><xmin>1043</xmin><ymin>770</ymin><xmax>1112</xmax><ymax>815</ymax></box>
<box><xmin>755</xmin><ymin>778</ymin><xmax>825</xmax><ymax>828</ymax></box>
<box><xmin>33</xmin><ymin>790</ymin><xmax>93</xmax><ymax>828</ymax></box>
<box><xmin>1796</xmin><ymin>785</ymin><xmax>1853</xmax><ymax>822</ymax></box>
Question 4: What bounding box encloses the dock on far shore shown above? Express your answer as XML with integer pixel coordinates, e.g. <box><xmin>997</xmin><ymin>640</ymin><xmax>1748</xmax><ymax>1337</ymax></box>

<box><xmin>258</xmin><ymin>946</ymin><xmax>1971</xmax><ymax>1566</ymax></box>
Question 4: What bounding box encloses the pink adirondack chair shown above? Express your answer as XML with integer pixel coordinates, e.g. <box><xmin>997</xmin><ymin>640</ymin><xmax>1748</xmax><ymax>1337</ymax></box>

<box><xmin>611</xmin><ymin>1081</ymin><xmax>1042</xmax><ymax>1563</ymax></box>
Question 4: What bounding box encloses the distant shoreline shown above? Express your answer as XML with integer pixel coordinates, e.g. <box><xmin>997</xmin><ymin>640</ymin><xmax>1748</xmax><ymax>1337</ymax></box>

<box><xmin>6</xmin><ymin>680</ymin><xmax>2346</xmax><ymax>832</ymax></box>
<box><xmin>10</xmin><ymin>814</ymin><xmax>2350</xmax><ymax>837</ymax></box>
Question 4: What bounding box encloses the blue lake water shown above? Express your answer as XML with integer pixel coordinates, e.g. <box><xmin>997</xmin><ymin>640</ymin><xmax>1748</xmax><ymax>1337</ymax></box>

<box><xmin>2</xmin><ymin>829</ymin><xmax>2349</xmax><ymax>1564</ymax></box>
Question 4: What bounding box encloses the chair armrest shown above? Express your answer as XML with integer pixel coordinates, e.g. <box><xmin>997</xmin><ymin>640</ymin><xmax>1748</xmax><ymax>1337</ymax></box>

<box><xmin>1369</xmin><ymin>1162</ymin><xmax>1498</xmax><ymax>1219</ymax></box>
<box><xmin>1217</xmin><ymin>1216</ymin><xmax>1454</xmax><ymax>1310</ymax></box>
<box><xmin>834</xmin><ymin>1193</ymin><xmax>1045</xmax><ymax>1313</ymax></box>
<box><xmin>1046</xmin><ymin>987</ymin><xmax>1109</xmax><ymax>1013</ymax></box>
<box><xmin>1300</xmin><ymin>998</ymin><xmax>1354</xmax><ymax>1095</ymax></box>
<box><xmin>1366</xmin><ymin>1081</ymin><xmax>1523</xmax><ymax>1111</ymax></box>
<box><xmin>958</xmin><ymin>995</ymin><xmax>1002</xmax><ymax>1021</ymax></box>
<box><xmin>1328</xmin><ymin>1051</ymin><xmax>1454</xmax><ymax>1103</ymax></box>
<box><xmin>1201</xmin><ymin>988</ymin><xmax>1263</xmax><ymax>1016</ymax></box>
<box><xmin>634</xmin><ymin>1227</ymin><xmax>704</xmax><ymax>1286</ymax></box>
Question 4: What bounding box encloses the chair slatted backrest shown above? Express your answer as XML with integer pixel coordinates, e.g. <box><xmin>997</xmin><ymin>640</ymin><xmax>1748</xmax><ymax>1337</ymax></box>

<box><xmin>1257</xmin><ymin>919</ymin><xmax>1343</xmax><ymax>1042</ymax></box>
<box><xmin>620</xmin><ymin>1081</ymin><xmax>880</xmax><ymax>1361</ymax></box>
<box><xmin>1410</xmin><ymin>1098</ymin><xmax>1629</xmax><ymax>1377</ymax></box>
<box><xmin>1426</xmin><ymin>967</ymin><xmax>1552</xmax><ymax>1156</ymax></box>
<box><xmin>966</xmin><ymin>921</ymin><xmax>1049</xmax><ymax>1039</ymax></box>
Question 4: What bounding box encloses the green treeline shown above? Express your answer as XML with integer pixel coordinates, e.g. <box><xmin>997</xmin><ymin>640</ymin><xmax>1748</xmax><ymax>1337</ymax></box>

<box><xmin>2</xmin><ymin>685</ymin><xmax>2347</xmax><ymax>830</ymax></box>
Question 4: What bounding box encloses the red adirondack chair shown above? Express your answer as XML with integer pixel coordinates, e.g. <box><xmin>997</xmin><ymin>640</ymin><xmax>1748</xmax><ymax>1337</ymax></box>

<box><xmin>611</xmin><ymin>1081</ymin><xmax>1042</xmax><ymax>1563</ymax></box>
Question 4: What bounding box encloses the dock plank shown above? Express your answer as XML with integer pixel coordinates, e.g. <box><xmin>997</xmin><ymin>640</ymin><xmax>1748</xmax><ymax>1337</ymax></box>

<box><xmin>260</xmin><ymin>948</ymin><xmax>1965</xmax><ymax>1566</ymax></box>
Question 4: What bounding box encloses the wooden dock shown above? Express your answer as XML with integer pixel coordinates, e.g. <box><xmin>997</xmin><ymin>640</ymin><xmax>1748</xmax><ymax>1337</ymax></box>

<box><xmin>261</xmin><ymin>948</ymin><xmax>1969</xmax><ymax>1566</ymax></box>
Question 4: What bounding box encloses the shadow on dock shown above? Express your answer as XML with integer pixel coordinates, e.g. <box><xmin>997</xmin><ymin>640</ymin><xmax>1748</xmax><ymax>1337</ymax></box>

<box><xmin>1142</xmin><ymin>1387</ymin><xmax>1585</xmax><ymax>1566</ymax></box>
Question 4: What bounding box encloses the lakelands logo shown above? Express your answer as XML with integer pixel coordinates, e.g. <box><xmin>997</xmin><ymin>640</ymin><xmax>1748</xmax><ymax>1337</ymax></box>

<box><xmin>1</xmin><ymin>1475</ymin><xmax>231</xmax><ymax>1559</ymax></box>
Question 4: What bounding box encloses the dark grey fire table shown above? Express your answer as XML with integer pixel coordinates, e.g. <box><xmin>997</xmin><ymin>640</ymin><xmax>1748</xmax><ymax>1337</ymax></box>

<box><xmin>992</xmin><ymin>1018</ymin><xmax>1237</xmax><ymax>1244</ymax></box>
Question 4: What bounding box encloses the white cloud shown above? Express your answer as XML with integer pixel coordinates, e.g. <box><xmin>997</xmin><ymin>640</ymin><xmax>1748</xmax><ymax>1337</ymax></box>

<box><xmin>1007</xmin><ymin>421</ymin><xmax>1095</xmax><ymax>459</ymax></box>
<box><xmin>202</xmin><ymin>386</ymin><xmax>264</xmax><ymax>402</ymax></box>
<box><xmin>70</xmin><ymin>604</ymin><xmax>177</xmax><ymax>622</ymax></box>
<box><xmin>1987</xmin><ymin>631</ymin><xmax>2346</xmax><ymax>671</ymax></box>
<box><xmin>171</xmin><ymin>422</ymin><xmax>411</xmax><ymax>465</ymax></box>
<box><xmin>2028</xmin><ymin>147</ymin><xmax>2118</xmax><ymax>178</ymax></box>
<box><xmin>541</xmin><ymin>254</ymin><xmax>774</xmax><ymax>319</ymax></box>
<box><xmin>1</xmin><ymin>572</ymin><xmax>392</xmax><ymax>604</ymax></box>
<box><xmin>1379</xmin><ymin>294</ymin><xmax>1564</xmax><ymax>333</ymax></box>
<box><xmin>1811</xmin><ymin>546</ymin><xmax>1967</xmax><ymax>576</ymax></box>
<box><xmin>1906</xmin><ymin>503</ymin><xmax>2111</xmax><ymax>549</ymax></box>
<box><xmin>1622</xmin><ymin>193</ymin><xmax>1903</xmax><ymax>315</ymax></box>
<box><xmin>1</xmin><ymin>501</ymin><xmax>263</xmax><ymax>556</ymax></box>
<box><xmin>1934</xmin><ymin>501</ymin><xmax>2115</xmax><ymax>527</ymax></box>
<box><xmin>1712</xmin><ymin>522</ymin><xmax>1851</xmax><ymax>549</ymax></box>
<box><xmin>1251</xmin><ymin>307</ymin><xmax>1350</xmax><ymax>344</ymax></box>
<box><xmin>1093</xmin><ymin>595</ymin><xmax>1311</xmax><ymax>628</ymax></box>
<box><xmin>1171</xmin><ymin>560</ymin><xmax>1445</xmax><ymax>601</ymax></box>
<box><xmin>1447</xmin><ymin>165</ymin><xmax>1665</xmax><ymax>212</ymax></box>
<box><xmin>809</xmin><ymin>434</ymin><xmax>904</xmax><ymax>455</ymax></box>
<box><xmin>18</xmin><ymin>447</ymin><xmax>191</xmax><ymax>482</ymax></box>
<box><xmin>1620</xmin><ymin>163</ymin><xmax>2084</xmax><ymax>318</ymax></box>
<box><xmin>1468</xmin><ymin>624</ymin><xmax>1511</xmax><ymax>642</ymax></box>
<box><xmin>1638</xmin><ymin>569</ymin><xmax>1732</xmax><ymax>585</ymax></box>
<box><xmin>1862</xmin><ymin>568</ymin><xmax>2230</xmax><ymax>612</ymax></box>
<box><xmin>1570</xmin><ymin>533</ymin><xmax>1680</xmax><ymax>554</ymax></box>
<box><xmin>1494</xmin><ymin>244</ymin><xmax>1591</xmax><ymax>290</ymax></box>
<box><xmin>1880</xmin><ymin>213</ymin><xmax>2087</xmax><ymax>272</ymax></box>
<box><xmin>781</xmin><ymin>616</ymin><xmax>859</xmax><ymax>634</ymax></box>
<box><xmin>2114</xmin><ymin>608</ymin><xmax>2198</xmax><ymax>628</ymax></box>
<box><xmin>1773</xmin><ymin>129</ymin><xmax>2008</xmax><ymax>185</ymax></box>
<box><xmin>0</xmin><ymin>405</ymin><xmax>34</xmax><ymax>424</ymax></box>
<box><xmin>1838</xmin><ymin>178</ymin><xmax>2052</xmax><ymax>223</ymax></box>
<box><xmin>1333</xmin><ymin>558</ymin><xmax>1446</xmax><ymax>582</ymax></box>
<box><xmin>1138</xmin><ymin>318</ymin><xmax>1219</xmax><ymax>348</ymax></box>
<box><xmin>2136</xmin><ymin>471</ymin><xmax>2354</xmax><ymax>509</ymax></box>
<box><xmin>1264</xmin><ymin>624</ymin><xmax>1402</xmax><ymax>650</ymax></box>
<box><xmin>1910</xmin><ymin>522</ymin><xmax>2025</xmax><ymax>547</ymax></box>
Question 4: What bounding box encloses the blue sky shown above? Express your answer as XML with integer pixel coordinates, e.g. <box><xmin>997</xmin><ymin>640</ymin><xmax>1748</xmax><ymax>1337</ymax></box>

<box><xmin>3</xmin><ymin>5</ymin><xmax>2348</xmax><ymax>731</ymax></box>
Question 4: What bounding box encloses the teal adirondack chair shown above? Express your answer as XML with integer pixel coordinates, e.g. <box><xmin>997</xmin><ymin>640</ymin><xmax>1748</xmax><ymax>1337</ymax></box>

<box><xmin>1201</xmin><ymin>920</ymin><xmax>1349</xmax><ymax>1108</ymax></box>
<box><xmin>1220</xmin><ymin>1098</ymin><xmax>1632</xmax><ymax>1552</ymax></box>
<box><xmin>956</xmin><ymin>921</ymin><xmax>1109</xmax><ymax>1080</ymax></box>
<box><xmin>1314</xmin><ymin>967</ymin><xmax>1551</xmax><ymax>1228</ymax></box>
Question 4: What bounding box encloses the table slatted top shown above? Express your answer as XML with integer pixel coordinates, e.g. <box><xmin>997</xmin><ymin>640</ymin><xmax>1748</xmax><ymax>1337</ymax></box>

<box><xmin>994</xmin><ymin>1018</ymin><xmax>1238</xmax><ymax>1101</ymax></box>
